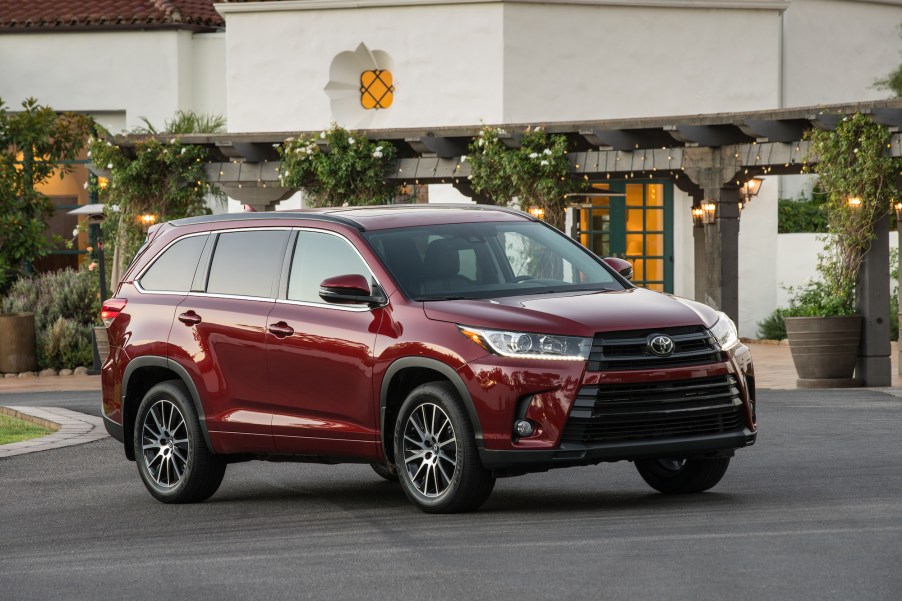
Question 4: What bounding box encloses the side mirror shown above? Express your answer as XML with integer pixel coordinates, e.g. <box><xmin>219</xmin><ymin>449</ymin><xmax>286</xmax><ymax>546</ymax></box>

<box><xmin>603</xmin><ymin>257</ymin><xmax>633</xmax><ymax>281</ymax></box>
<box><xmin>319</xmin><ymin>274</ymin><xmax>387</xmax><ymax>306</ymax></box>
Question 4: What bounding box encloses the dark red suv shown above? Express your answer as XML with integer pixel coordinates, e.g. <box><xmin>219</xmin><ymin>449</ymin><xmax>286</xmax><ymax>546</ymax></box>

<box><xmin>101</xmin><ymin>205</ymin><xmax>756</xmax><ymax>513</ymax></box>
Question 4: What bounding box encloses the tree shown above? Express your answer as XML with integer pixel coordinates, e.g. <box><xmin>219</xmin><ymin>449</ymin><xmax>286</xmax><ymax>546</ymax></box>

<box><xmin>874</xmin><ymin>24</ymin><xmax>902</xmax><ymax>97</ymax></box>
<box><xmin>88</xmin><ymin>111</ymin><xmax>226</xmax><ymax>283</ymax></box>
<box><xmin>0</xmin><ymin>98</ymin><xmax>93</xmax><ymax>292</ymax></box>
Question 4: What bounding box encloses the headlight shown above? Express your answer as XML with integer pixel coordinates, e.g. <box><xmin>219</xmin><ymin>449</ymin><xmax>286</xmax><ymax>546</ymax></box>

<box><xmin>709</xmin><ymin>312</ymin><xmax>739</xmax><ymax>351</ymax></box>
<box><xmin>458</xmin><ymin>326</ymin><xmax>592</xmax><ymax>360</ymax></box>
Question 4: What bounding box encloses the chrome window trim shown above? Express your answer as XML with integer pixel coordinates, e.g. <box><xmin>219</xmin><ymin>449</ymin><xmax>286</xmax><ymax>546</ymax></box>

<box><xmin>274</xmin><ymin>297</ymin><xmax>374</xmax><ymax>313</ymax></box>
<box><xmin>203</xmin><ymin>227</ymin><xmax>292</xmax><ymax>299</ymax></box>
<box><xmin>134</xmin><ymin>231</ymin><xmax>211</xmax><ymax>294</ymax></box>
<box><xmin>134</xmin><ymin>224</ymin><xmax>384</xmax><ymax>312</ymax></box>
<box><xmin>281</xmin><ymin>227</ymin><xmax>385</xmax><ymax>310</ymax></box>
<box><xmin>186</xmin><ymin>291</ymin><xmax>278</xmax><ymax>303</ymax></box>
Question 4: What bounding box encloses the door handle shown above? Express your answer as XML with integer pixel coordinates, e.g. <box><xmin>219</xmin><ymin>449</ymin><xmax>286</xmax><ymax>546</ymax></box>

<box><xmin>178</xmin><ymin>311</ymin><xmax>202</xmax><ymax>326</ymax></box>
<box><xmin>268</xmin><ymin>322</ymin><xmax>294</xmax><ymax>338</ymax></box>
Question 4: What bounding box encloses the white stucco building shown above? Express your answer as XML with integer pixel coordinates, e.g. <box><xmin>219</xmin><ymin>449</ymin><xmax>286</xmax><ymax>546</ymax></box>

<box><xmin>2</xmin><ymin>0</ymin><xmax>901</xmax><ymax>335</ymax></box>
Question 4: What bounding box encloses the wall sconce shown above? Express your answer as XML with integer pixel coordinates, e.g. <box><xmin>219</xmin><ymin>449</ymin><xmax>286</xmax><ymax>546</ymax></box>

<box><xmin>702</xmin><ymin>202</ymin><xmax>717</xmax><ymax>224</ymax></box>
<box><xmin>97</xmin><ymin>176</ymin><xmax>110</xmax><ymax>190</ymax></box>
<box><xmin>528</xmin><ymin>206</ymin><xmax>545</xmax><ymax>220</ymax></box>
<box><xmin>137</xmin><ymin>213</ymin><xmax>158</xmax><ymax>230</ymax></box>
<box><xmin>739</xmin><ymin>177</ymin><xmax>764</xmax><ymax>203</ymax></box>
<box><xmin>847</xmin><ymin>196</ymin><xmax>862</xmax><ymax>208</ymax></box>
<box><xmin>691</xmin><ymin>206</ymin><xmax>705</xmax><ymax>228</ymax></box>
<box><xmin>894</xmin><ymin>200</ymin><xmax>902</xmax><ymax>222</ymax></box>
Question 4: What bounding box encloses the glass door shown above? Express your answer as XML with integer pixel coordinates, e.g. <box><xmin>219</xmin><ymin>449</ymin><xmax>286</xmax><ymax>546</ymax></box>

<box><xmin>576</xmin><ymin>180</ymin><xmax>673</xmax><ymax>292</ymax></box>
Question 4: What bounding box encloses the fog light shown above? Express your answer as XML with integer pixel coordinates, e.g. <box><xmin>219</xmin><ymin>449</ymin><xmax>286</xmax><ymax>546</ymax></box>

<box><xmin>514</xmin><ymin>419</ymin><xmax>534</xmax><ymax>437</ymax></box>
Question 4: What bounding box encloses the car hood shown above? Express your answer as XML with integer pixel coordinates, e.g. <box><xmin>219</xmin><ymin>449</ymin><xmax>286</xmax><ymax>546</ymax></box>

<box><xmin>422</xmin><ymin>288</ymin><xmax>720</xmax><ymax>336</ymax></box>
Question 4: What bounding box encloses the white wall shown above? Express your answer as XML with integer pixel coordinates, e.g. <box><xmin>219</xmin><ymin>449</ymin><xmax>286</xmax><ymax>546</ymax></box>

<box><xmin>672</xmin><ymin>189</ymin><xmax>696</xmax><ymax>300</ymax></box>
<box><xmin>738</xmin><ymin>178</ymin><xmax>780</xmax><ymax>337</ymax></box>
<box><xmin>0</xmin><ymin>30</ymin><xmax>224</xmax><ymax>131</ymax></box>
<box><xmin>773</xmin><ymin>230</ymin><xmax>899</xmax><ymax>326</ymax></box>
<box><xmin>784</xmin><ymin>0</ymin><xmax>902</xmax><ymax>107</ymax></box>
<box><xmin>220</xmin><ymin>2</ymin><xmax>506</xmax><ymax>132</ymax></box>
<box><xmin>503</xmin><ymin>3</ymin><xmax>783</xmax><ymax>122</ymax></box>
<box><xmin>190</xmin><ymin>32</ymin><xmax>229</xmax><ymax>121</ymax></box>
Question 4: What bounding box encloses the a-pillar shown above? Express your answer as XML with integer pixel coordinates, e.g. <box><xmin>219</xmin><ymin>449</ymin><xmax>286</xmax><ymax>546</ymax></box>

<box><xmin>703</xmin><ymin>187</ymin><xmax>741</xmax><ymax>323</ymax></box>
<box><xmin>856</xmin><ymin>212</ymin><xmax>891</xmax><ymax>386</ymax></box>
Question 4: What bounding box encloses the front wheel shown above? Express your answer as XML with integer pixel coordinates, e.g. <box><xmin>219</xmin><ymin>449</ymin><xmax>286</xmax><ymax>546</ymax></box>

<box><xmin>370</xmin><ymin>461</ymin><xmax>399</xmax><ymax>482</ymax></box>
<box><xmin>134</xmin><ymin>380</ymin><xmax>226</xmax><ymax>503</ymax></box>
<box><xmin>393</xmin><ymin>382</ymin><xmax>495</xmax><ymax>513</ymax></box>
<box><xmin>635</xmin><ymin>457</ymin><xmax>730</xmax><ymax>494</ymax></box>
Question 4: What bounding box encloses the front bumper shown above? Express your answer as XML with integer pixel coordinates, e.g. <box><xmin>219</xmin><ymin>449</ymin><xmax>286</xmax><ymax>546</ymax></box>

<box><xmin>479</xmin><ymin>428</ymin><xmax>756</xmax><ymax>474</ymax></box>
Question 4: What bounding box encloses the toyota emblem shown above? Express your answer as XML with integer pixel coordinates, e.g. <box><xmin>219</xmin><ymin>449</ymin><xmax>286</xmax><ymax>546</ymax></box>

<box><xmin>648</xmin><ymin>335</ymin><xmax>675</xmax><ymax>357</ymax></box>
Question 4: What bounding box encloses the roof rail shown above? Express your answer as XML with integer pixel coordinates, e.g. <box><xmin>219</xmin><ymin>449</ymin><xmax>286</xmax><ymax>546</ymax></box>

<box><xmin>168</xmin><ymin>204</ymin><xmax>536</xmax><ymax>230</ymax></box>
<box><xmin>169</xmin><ymin>211</ymin><xmax>367</xmax><ymax>231</ymax></box>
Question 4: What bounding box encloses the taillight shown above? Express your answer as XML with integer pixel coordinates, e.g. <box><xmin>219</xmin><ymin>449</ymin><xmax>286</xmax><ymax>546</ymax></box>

<box><xmin>101</xmin><ymin>299</ymin><xmax>127</xmax><ymax>327</ymax></box>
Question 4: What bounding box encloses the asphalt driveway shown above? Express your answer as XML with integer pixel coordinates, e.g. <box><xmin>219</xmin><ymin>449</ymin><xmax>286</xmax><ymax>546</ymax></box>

<box><xmin>1</xmin><ymin>388</ymin><xmax>900</xmax><ymax>600</ymax></box>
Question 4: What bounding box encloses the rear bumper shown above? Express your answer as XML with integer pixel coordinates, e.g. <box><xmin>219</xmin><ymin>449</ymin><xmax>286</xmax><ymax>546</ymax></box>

<box><xmin>479</xmin><ymin>429</ymin><xmax>756</xmax><ymax>474</ymax></box>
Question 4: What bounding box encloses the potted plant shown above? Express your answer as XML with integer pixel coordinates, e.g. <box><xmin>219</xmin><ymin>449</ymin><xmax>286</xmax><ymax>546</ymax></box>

<box><xmin>783</xmin><ymin>114</ymin><xmax>901</xmax><ymax>386</ymax></box>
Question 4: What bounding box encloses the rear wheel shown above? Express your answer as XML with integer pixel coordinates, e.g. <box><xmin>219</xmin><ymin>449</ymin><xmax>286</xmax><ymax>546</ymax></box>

<box><xmin>393</xmin><ymin>382</ymin><xmax>494</xmax><ymax>513</ymax></box>
<box><xmin>635</xmin><ymin>457</ymin><xmax>730</xmax><ymax>494</ymax></box>
<box><xmin>134</xmin><ymin>380</ymin><xmax>226</xmax><ymax>503</ymax></box>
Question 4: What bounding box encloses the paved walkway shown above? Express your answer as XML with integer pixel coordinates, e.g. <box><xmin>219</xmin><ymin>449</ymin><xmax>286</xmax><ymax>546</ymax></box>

<box><xmin>0</xmin><ymin>406</ymin><xmax>108</xmax><ymax>458</ymax></box>
<box><xmin>0</xmin><ymin>341</ymin><xmax>899</xmax><ymax>458</ymax></box>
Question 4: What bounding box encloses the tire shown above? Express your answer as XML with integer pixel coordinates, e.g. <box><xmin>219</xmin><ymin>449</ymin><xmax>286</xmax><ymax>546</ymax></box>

<box><xmin>134</xmin><ymin>380</ymin><xmax>226</xmax><ymax>503</ymax></box>
<box><xmin>393</xmin><ymin>381</ymin><xmax>495</xmax><ymax>513</ymax></box>
<box><xmin>635</xmin><ymin>457</ymin><xmax>731</xmax><ymax>494</ymax></box>
<box><xmin>370</xmin><ymin>461</ymin><xmax>399</xmax><ymax>482</ymax></box>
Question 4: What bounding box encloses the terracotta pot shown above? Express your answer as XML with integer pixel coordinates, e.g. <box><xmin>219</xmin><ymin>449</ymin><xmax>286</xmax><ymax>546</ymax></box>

<box><xmin>0</xmin><ymin>312</ymin><xmax>37</xmax><ymax>373</ymax></box>
<box><xmin>785</xmin><ymin>315</ymin><xmax>861</xmax><ymax>388</ymax></box>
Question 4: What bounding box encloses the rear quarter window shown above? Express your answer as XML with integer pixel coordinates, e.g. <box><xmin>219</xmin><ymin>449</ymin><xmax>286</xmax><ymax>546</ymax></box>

<box><xmin>139</xmin><ymin>234</ymin><xmax>208</xmax><ymax>292</ymax></box>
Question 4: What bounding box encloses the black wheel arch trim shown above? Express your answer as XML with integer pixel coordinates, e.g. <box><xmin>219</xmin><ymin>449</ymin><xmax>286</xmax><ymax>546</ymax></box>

<box><xmin>121</xmin><ymin>355</ymin><xmax>214</xmax><ymax>453</ymax></box>
<box><xmin>379</xmin><ymin>357</ymin><xmax>485</xmax><ymax>454</ymax></box>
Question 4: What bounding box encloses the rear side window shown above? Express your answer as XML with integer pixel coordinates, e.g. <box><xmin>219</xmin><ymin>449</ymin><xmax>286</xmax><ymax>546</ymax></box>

<box><xmin>206</xmin><ymin>230</ymin><xmax>288</xmax><ymax>298</ymax></box>
<box><xmin>139</xmin><ymin>234</ymin><xmax>208</xmax><ymax>292</ymax></box>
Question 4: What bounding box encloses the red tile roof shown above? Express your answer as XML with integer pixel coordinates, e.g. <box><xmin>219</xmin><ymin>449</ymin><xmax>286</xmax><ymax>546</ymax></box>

<box><xmin>0</xmin><ymin>0</ymin><xmax>223</xmax><ymax>32</ymax></box>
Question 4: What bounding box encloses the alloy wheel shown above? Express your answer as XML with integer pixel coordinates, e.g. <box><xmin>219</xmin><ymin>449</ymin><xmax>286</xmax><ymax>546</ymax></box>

<box><xmin>141</xmin><ymin>399</ymin><xmax>190</xmax><ymax>488</ymax></box>
<box><xmin>402</xmin><ymin>402</ymin><xmax>458</xmax><ymax>498</ymax></box>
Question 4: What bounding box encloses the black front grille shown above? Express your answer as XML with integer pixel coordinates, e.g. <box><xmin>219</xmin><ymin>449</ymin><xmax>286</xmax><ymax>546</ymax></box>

<box><xmin>587</xmin><ymin>325</ymin><xmax>721</xmax><ymax>371</ymax></box>
<box><xmin>561</xmin><ymin>375</ymin><xmax>744</xmax><ymax>445</ymax></box>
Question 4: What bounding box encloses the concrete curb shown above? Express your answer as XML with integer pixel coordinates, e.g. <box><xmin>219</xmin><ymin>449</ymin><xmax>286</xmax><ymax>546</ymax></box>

<box><xmin>0</xmin><ymin>406</ymin><xmax>108</xmax><ymax>458</ymax></box>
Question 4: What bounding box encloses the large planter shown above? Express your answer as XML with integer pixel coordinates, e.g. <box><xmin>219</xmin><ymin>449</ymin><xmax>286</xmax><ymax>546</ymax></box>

<box><xmin>785</xmin><ymin>315</ymin><xmax>861</xmax><ymax>388</ymax></box>
<box><xmin>0</xmin><ymin>312</ymin><xmax>37</xmax><ymax>373</ymax></box>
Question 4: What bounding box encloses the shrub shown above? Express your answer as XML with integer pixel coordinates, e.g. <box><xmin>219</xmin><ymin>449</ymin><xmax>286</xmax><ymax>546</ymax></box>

<box><xmin>44</xmin><ymin>318</ymin><xmax>95</xmax><ymax>370</ymax></box>
<box><xmin>777</xmin><ymin>197</ymin><xmax>828</xmax><ymax>233</ymax></box>
<box><xmin>757</xmin><ymin>308</ymin><xmax>787</xmax><ymax>340</ymax></box>
<box><xmin>1</xmin><ymin>268</ymin><xmax>100</xmax><ymax>369</ymax></box>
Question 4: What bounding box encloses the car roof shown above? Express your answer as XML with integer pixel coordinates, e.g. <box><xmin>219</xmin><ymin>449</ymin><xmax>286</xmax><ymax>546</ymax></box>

<box><xmin>169</xmin><ymin>204</ymin><xmax>536</xmax><ymax>232</ymax></box>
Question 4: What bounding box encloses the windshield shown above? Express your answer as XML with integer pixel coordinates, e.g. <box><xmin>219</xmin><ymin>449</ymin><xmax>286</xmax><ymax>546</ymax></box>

<box><xmin>364</xmin><ymin>221</ymin><xmax>627</xmax><ymax>301</ymax></box>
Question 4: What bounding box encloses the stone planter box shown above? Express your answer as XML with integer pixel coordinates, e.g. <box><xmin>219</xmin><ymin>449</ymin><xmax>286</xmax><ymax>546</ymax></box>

<box><xmin>0</xmin><ymin>312</ymin><xmax>37</xmax><ymax>373</ymax></box>
<box><xmin>785</xmin><ymin>315</ymin><xmax>861</xmax><ymax>388</ymax></box>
